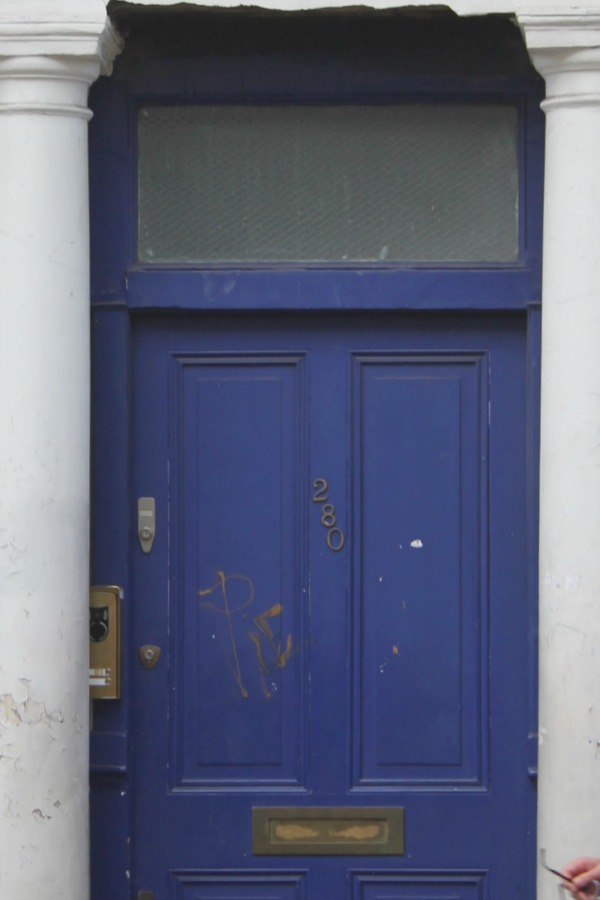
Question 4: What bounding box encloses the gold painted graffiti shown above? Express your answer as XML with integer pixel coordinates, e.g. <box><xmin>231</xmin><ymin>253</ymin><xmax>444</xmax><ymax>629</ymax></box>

<box><xmin>198</xmin><ymin>571</ymin><xmax>293</xmax><ymax>700</ymax></box>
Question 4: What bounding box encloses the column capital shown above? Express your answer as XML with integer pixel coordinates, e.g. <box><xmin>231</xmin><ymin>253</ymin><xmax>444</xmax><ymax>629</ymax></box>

<box><xmin>0</xmin><ymin>16</ymin><xmax>122</xmax><ymax>73</ymax></box>
<box><xmin>0</xmin><ymin>12</ymin><xmax>122</xmax><ymax>118</ymax></box>
<box><xmin>518</xmin><ymin>13</ymin><xmax>600</xmax><ymax>110</ymax></box>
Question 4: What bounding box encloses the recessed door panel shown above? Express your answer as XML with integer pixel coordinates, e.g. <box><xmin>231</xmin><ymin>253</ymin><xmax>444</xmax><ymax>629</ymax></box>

<box><xmin>172</xmin><ymin>871</ymin><xmax>306</xmax><ymax>900</ymax></box>
<box><xmin>173</xmin><ymin>354</ymin><xmax>306</xmax><ymax>785</ymax></box>
<box><xmin>354</xmin><ymin>355</ymin><xmax>486</xmax><ymax>784</ymax></box>
<box><xmin>352</xmin><ymin>872</ymin><xmax>486</xmax><ymax>899</ymax></box>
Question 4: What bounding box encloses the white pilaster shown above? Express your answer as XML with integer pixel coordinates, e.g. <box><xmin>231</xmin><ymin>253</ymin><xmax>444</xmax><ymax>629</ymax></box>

<box><xmin>0</xmin><ymin>7</ymin><xmax>121</xmax><ymax>899</ymax></box>
<box><xmin>519</xmin><ymin>13</ymin><xmax>600</xmax><ymax>897</ymax></box>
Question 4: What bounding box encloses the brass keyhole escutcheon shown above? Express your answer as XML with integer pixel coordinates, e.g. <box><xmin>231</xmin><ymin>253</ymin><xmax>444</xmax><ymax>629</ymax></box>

<box><xmin>139</xmin><ymin>645</ymin><xmax>161</xmax><ymax>669</ymax></box>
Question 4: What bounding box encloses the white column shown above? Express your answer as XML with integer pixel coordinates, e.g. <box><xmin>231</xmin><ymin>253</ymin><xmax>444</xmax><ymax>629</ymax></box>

<box><xmin>519</xmin><ymin>13</ymin><xmax>600</xmax><ymax>897</ymax></box>
<box><xmin>0</xmin><ymin>7</ymin><xmax>121</xmax><ymax>900</ymax></box>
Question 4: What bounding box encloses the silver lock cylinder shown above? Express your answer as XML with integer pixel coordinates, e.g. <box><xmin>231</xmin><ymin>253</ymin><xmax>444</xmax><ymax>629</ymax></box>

<box><xmin>138</xmin><ymin>497</ymin><xmax>156</xmax><ymax>553</ymax></box>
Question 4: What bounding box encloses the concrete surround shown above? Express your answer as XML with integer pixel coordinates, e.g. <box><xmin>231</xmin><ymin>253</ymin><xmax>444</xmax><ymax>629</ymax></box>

<box><xmin>1</xmin><ymin>2</ymin><xmax>600</xmax><ymax>898</ymax></box>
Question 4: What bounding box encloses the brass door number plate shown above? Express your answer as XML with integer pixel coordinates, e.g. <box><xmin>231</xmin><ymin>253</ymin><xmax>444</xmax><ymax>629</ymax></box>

<box><xmin>252</xmin><ymin>807</ymin><xmax>404</xmax><ymax>856</ymax></box>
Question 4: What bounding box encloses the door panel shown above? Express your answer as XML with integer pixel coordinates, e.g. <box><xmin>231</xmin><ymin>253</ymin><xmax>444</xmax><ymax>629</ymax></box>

<box><xmin>132</xmin><ymin>313</ymin><xmax>530</xmax><ymax>899</ymax></box>
<box><xmin>353</xmin><ymin>873</ymin><xmax>484</xmax><ymax>899</ymax></box>
<box><xmin>176</xmin><ymin>354</ymin><xmax>304</xmax><ymax>784</ymax></box>
<box><xmin>355</xmin><ymin>355</ymin><xmax>484</xmax><ymax>783</ymax></box>
<box><xmin>173</xmin><ymin>873</ymin><xmax>305</xmax><ymax>899</ymax></box>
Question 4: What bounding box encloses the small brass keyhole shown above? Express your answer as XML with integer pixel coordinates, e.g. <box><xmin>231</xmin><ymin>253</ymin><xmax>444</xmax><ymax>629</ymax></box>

<box><xmin>139</xmin><ymin>645</ymin><xmax>161</xmax><ymax>669</ymax></box>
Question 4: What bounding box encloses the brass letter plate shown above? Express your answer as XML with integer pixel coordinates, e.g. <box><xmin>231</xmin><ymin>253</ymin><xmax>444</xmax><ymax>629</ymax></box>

<box><xmin>252</xmin><ymin>807</ymin><xmax>404</xmax><ymax>856</ymax></box>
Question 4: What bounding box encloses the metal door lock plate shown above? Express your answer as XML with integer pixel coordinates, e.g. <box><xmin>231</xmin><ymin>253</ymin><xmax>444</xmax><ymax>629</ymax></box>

<box><xmin>138</xmin><ymin>497</ymin><xmax>156</xmax><ymax>553</ymax></box>
<box><xmin>139</xmin><ymin>645</ymin><xmax>161</xmax><ymax>669</ymax></box>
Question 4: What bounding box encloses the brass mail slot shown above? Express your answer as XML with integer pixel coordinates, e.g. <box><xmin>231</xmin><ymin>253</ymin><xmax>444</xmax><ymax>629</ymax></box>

<box><xmin>252</xmin><ymin>807</ymin><xmax>404</xmax><ymax>856</ymax></box>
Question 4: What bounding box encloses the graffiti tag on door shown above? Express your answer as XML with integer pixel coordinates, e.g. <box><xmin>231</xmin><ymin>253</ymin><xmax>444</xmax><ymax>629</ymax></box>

<box><xmin>198</xmin><ymin>571</ymin><xmax>293</xmax><ymax>700</ymax></box>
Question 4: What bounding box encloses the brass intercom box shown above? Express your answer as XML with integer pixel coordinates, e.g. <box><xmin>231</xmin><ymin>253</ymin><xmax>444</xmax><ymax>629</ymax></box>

<box><xmin>89</xmin><ymin>586</ymin><xmax>121</xmax><ymax>699</ymax></box>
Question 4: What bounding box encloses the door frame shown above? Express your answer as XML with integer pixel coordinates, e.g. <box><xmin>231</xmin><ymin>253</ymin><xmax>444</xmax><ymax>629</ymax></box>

<box><xmin>88</xmin><ymin>11</ymin><xmax>543</xmax><ymax>899</ymax></box>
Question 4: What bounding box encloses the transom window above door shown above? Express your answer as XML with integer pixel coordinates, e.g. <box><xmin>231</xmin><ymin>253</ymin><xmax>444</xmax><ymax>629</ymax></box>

<box><xmin>137</xmin><ymin>103</ymin><xmax>519</xmax><ymax>265</ymax></box>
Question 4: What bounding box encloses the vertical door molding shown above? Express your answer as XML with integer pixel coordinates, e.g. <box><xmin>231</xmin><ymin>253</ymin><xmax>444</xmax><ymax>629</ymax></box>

<box><xmin>0</xmin><ymin>6</ymin><xmax>121</xmax><ymax>900</ymax></box>
<box><xmin>519</xmin><ymin>14</ymin><xmax>600</xmax><ymax>897</ymax></box>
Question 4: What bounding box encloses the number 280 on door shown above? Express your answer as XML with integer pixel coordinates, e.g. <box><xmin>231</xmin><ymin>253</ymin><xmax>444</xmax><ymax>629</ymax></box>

<box><xmin>312</xmin><ymin>478</ymin><xmax>345</xmax><ymax>552</ymax></box>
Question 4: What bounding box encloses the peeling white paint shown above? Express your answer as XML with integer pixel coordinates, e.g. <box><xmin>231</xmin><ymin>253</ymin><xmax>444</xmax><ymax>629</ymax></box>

<box><xmin>544</xmin><ymin>571</ymin><xmax>563</xmax><ymax>590</ymax></box>
<box><xmin>544</xmin><ymin>572</ymin><xmax>584</xmax><ymax>592</ymax></box>
<box><xmin>566</xmin><ymin>573</ymin><xmax>582</xmax><ymax>592</ymax></box>
<box><xmin>0</xmin><ymin>683</ymin><xmax>64</xmax><ymax>730</ymax></box>
<box><xmin>32</xmin><ymin>808</ymin><xmax>51</xmax><ymax>822</ymax></box>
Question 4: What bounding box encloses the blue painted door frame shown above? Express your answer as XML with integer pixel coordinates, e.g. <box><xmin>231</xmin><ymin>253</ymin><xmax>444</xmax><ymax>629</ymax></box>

<box><xmin>89</xmin><ymin>12</ymin><xmax>543</xmax><ymax>900</ymax></box>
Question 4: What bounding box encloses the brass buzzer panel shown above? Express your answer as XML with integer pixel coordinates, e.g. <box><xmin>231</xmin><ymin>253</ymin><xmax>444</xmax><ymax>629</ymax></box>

<box><xmin>89</xmin><ymin>586</ymin><xmax>121</xmax><ymax>700</ymax></box>
<box><xmin>252</xmin><ymin>807</ymin><xmax>404</xmax><ymax>856</ymax></box>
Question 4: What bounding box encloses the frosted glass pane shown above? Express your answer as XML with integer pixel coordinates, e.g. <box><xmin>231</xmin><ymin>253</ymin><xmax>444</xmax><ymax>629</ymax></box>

<box><xmin>138</xmin><ymin>104</ymin><xmax>518</xmax><ymax>263</ymax></box>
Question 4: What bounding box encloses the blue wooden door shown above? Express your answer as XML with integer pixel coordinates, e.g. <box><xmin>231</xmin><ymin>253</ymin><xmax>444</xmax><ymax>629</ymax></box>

<box><xmin>131</xmin><ymin>311</ymin><xmax>532</xmax><ymax>899</ymax></box>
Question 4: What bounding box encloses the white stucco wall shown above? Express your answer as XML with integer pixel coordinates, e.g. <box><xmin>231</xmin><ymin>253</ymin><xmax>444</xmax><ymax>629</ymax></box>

<box><xmin>0</xmin><ymin>0</ymin><xmax>107</xmax><ymax>24</ymax></box>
